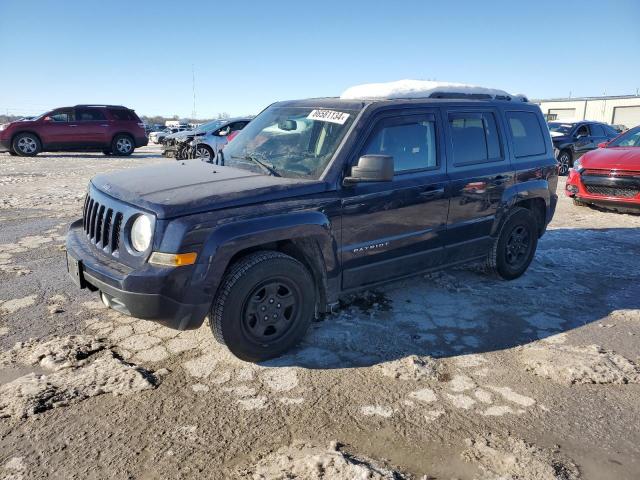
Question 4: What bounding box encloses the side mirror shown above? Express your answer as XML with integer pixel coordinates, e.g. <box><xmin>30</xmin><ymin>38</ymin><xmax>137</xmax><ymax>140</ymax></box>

<box><xmin>217</xmin><ymin>128</ymin><xmax>229</xmax><ymax>137</ymax></box>
<box><xmin>344</xmin><ymin>155</ymin><xmax>394</xmax><ymax>185</ymax></box>
<box><xmin>597</xmin><ymin>142</ymin><xmax>608</xmax><ymax>148</ymax></box>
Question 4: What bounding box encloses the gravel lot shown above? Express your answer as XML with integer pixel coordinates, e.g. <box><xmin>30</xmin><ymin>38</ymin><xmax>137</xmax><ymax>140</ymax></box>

<box><xmin>1</xmin><ymin>146</ymin><xmax>639</xmax><ymax>479</ymax></box>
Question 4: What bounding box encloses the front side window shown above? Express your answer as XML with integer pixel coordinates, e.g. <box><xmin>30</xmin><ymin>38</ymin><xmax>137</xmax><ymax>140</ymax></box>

<box><xmin>608</xmin><ymin>126</ymin><xmax>640</xmax><ymax>147</ymax></box>
<box><xmin>589</xmin><ymin>124</ymin><xmax>605</xmax><ymax>136</ymax></box>
<box><xmin>362</xmin><ymin>118</ymin><xmax>437</xmax><ymax>172</ymax></box>
<box><xmin>506</xmin><ymin>111</ymin><xmax>546</xmax><ymax>158</ymax></box>
<box><xmin>449</xmin><ymin>112</ymin><xmax>502</xmax><ymax>165</ymax></box>
<box><xmin>223</xmin><ymin>105</ymin><xmax>360</xmax><ymax>179</ymax></box>
<box><xmin>548</xmin><ymin>122</ymin><xmax>574</xmax><ymax>135</ymax></box>
<box><xmin>76</xmin><ymin>108</ymin><xmax>106</xmax><ymax>121</ymax></box>
<box><xmin>575</xmin><ymin>125</ymin><xmax>589</xmax><ymax>137</ymax></box>
<box><xmin>49</xmin><ymin>109</ymin><xmax>74</xmax><ymax>122</ymax></box>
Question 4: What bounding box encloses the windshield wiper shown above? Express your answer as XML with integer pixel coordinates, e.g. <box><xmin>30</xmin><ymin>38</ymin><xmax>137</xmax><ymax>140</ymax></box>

<box><xmin>231</xmin><ymin>153</ymin><xmax>280</xmax><ymax>177</ymax></box>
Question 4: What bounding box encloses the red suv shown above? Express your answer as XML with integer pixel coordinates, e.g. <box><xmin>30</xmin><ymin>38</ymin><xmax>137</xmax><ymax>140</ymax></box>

<box><xmin>0</xmin><ymin>105</ymin><xmax>148</xmax><ymax>157</ymax></box>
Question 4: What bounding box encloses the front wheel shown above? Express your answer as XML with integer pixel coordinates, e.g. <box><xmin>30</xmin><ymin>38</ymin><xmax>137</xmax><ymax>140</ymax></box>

<box><xmin>486</xmin><ymin>207</ymin><xmax>538</xmax><ymax>280</ymax></box>
<box><xmin>111</xmin><ymin>134</ymin><xmax>134</xmax><ymax>156</ymax></box>
<box><xmin>557</xmin><ymin>150</ymin><xmax>572</xmax><ymax>176</ymax></box>
<box><xmin>210</xmin><ymin>251</ymin><xmax>316</xmax><ymax>362</ymax></box>
<box><xmin>195</xmin><ymin>144</ymin><xmax>214</xmax><ymax>162</ymax></box>
<box><xmin>12</xmin><ymin>133</ymin><xmax>41</xmax><ymax>156</ymax></box>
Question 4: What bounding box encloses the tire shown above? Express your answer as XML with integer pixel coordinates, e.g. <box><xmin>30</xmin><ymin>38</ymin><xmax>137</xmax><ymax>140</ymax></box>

<box><xmin>9</xmin><ymin>150</ymin><xmax>18</xmax><ymax>156</ymax></box>
<box><xmin>557</xmin><ymin>149</ymin><xmax>572</xmax><ymax>176</ymax></box>
<box><xmin>486</xmin><ymin>207</ymin><xmax>539</xmax><ymax>280</ymax></box>
<box><xmin>210</xmin><ymin>251</ymin><xmax>316</xmax><ymax>362</ymax></box>
<box><xmin>111</xmin><ymin>134</ymin><xmax>134</xmax><ymax>156</ymax></box>
<box><xmin>12</xmin><ymin>133</ymin><xmax>41</xmax><ymax>156</ymax></box>
<box><xmin>195</xmin><ymin>144</ymin><xmax>214</xmax><ymax>162</ymax></box>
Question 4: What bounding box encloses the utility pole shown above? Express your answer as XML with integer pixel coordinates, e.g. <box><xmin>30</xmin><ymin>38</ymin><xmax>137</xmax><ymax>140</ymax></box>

<box><xmin>191</xmin><ymin>64</ymin><xmax>197</xmax><ymax>121</ymax></box>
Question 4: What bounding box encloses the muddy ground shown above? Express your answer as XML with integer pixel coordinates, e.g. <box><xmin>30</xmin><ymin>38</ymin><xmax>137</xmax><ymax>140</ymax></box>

<box><xmin>0</xmin><ymin>146</ymin><xmax>639</xmax><ymax>479</ymax></box>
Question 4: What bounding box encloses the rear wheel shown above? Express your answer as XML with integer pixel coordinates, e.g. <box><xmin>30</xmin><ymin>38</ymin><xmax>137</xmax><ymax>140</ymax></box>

<box><xmin>12</xmin><ymin>133</ymin><xmax>41</xmax><ymax>156</ymax></box>
<box><xmin>9</xmin><ymin>150</ymin><xmax>18</xmax><ymax>156</ymax></box>
<box><xmin>557</xmin><ymin>150</ymin><xmax>572</xmax><ymax>176</ymax></box>
<box><xmin>111</xmin><ymin>134</ymin><xmax>134</xmax><ymax>156</ymax></box>
<box><xmin>210</xmin><ymin>251</ymin><xmax>315</xmax><ymax>362</ymax></box>
<box><xmin>486</xmin><ymin>207</ymin><xmax>538</xmax><ymax>280</ymax></box>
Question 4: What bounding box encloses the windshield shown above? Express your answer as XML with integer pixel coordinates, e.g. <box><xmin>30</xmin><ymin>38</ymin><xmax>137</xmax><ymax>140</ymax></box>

<box><xmin>608</xmin><ymin>126</ymin><xmax>640</xmax><ymax>147</ymax></box>
<box><xmin>222</xmin><ymin>105</ymin><xmax>360</xmax><ymax>179</ymax></box>
<box><xmin>195</xmin><ymin>120</ymin><xmax>225</xmax><ymax>133</ymax></box>
<box><xmin>548</xmin><ymin>122</ymin><xmax>574</xmax><ymax>134</ymax></box>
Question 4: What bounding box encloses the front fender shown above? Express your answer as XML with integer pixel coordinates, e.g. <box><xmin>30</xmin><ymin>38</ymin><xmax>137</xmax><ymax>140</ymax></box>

<box><xmin>192</xmin><ymin>211</ymin><xmax>338</xmax><ymax>298</ymax></box>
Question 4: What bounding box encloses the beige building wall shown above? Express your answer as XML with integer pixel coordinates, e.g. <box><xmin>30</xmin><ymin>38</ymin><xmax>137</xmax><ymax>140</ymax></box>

<box><xmin>536</xmin><ymin>96</ymin><xmax>640</xmax><ymax>128</ymax></box>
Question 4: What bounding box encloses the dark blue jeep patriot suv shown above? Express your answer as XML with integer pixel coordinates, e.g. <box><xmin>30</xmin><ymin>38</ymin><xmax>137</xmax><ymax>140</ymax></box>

<box><xmin>66</xmin><ymin>88</ymin><xmax>558</xmax><ymax>361</ymax></box>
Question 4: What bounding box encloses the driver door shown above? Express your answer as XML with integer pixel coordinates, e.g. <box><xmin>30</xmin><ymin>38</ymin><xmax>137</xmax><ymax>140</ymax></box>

<box><xmin>573</xmin><ymin>124</ymin><xmax>594</xmax><ymax>159</ymax></box>
<box><xmin>340</xmin><ymin>110</ymin><xmax>449</xmax><ymax>289</ymax></box>
<box><xmin>40</xmin><ymin>108</ymin><xmax>76</xmax><ymax>147</ymax></box>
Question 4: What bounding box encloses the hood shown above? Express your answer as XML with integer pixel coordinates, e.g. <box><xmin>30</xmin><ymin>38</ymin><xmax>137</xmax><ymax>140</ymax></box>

<box><xmin>166</xmin><ymin>130</ymin><xmax>193</xmax><ymax>140</ymax></box>
<box><xmin>581</xmin><ymin>147</ymin><xmax>640</xmax><ymax>171</ymax></box>
<box><xmin>91</xmin><ymin>161</ymin><xmax>325</xmax><ymax>219</ymax></box>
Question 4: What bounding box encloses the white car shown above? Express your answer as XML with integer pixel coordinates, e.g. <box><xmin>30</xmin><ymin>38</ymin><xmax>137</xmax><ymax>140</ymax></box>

<box><xmin>185</xmin><ymin>117</ymin><xmax>252</xmax><ymax>162</ymax></box>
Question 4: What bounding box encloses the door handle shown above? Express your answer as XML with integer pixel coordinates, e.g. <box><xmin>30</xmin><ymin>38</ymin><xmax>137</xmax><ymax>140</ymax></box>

<box><xmin>69</xmin><ymin>124</ymin><xmax>78</xmax><ymax>127</ymax></box>
<box><xmin>419</xmin><ymin>187</ymin><xmax>445</xmax><ymax>198</ymax></box>
<box><xmin>100</xmin><ymin>124</ymin><xmax>109</xmax><ymax>127</ymax></box>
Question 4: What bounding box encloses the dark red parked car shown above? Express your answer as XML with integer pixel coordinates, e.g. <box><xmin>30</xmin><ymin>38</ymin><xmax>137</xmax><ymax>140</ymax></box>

<box><xmin>565</xmin><ymin>125</ymin><xmax>640</xmax><ymax>212</ymax></box>
<box><xmin>0</xmin><ymin>105</ymin><xmax>148</xmax><ymax>157</ymax></box>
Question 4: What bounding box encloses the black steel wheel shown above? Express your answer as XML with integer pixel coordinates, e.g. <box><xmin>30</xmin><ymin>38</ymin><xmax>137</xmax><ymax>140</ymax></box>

<box><xmin>210</xmin><ymin>251</ymin><xmax>315</xmax><ymax>362</ymax></box>
<box><xmin>486</xmin><ymin>207</ymin><xmax>538</xmax><ymax>280</ymax></box>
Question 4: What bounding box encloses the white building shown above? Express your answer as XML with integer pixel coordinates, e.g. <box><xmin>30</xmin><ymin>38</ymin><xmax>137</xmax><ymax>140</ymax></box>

<box><xmin>536</xmin><ymin>95</ymin><xmax>640</xmax><ymax>129</ymax></box>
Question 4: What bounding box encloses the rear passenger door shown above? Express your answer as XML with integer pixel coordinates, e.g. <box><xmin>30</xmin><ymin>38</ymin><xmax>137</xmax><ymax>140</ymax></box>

<box><xmin>444</xmin><ymin>109</ymin><xmax>513</xmax><ymax>262</ymax></box>
<box><xmin>341</xmin><ymin>110</ymin><xmax>449</xmax><ymax>289</ymax></box>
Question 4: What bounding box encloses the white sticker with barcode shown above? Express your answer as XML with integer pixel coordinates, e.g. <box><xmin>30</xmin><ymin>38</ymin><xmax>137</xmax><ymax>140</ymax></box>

<box><xmin>307</xmin><ymin>109</ymin><xmax>350</xmax><ymax>125</ymax></box>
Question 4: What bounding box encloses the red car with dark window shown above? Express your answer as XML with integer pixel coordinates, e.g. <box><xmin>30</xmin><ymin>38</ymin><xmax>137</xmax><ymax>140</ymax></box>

<box><xmin>565</xmin><ymin>125</ymin><xmax>640</xmax><ymax>212</ymax></box>
<box><xmin>0</xmin><ymin>105</ymin><xmax>148</xmax><ymax>157</ymax></box>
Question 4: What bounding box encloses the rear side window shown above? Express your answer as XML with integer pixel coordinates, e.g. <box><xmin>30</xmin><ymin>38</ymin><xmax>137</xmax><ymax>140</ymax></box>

<box><xmin>449</xmin><ymin>112</ymin><xmax>502</xmax><ymax>165</ymax></box>
<box><xmin>109</xmin><ymin>109</ymin><xmax>139</xmax><ymax>121</ymax></box>
<box><xmin>76</xmin><ymin>108</ymin><xmax>106</xmax><ymax>121</ymax></box>
<box><xmin>506</xmin><ymin>111</ymin><xmax>547</xmax><ymax>158</ymax></box>
<box><xmin>362</xmin><ymin>117</ymin><xmax>438</xmax><ymax>172</ymax></box>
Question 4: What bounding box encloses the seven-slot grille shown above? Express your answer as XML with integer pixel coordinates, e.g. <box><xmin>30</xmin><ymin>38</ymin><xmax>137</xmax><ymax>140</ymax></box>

<box><xmin>82</xmin><ymin>195</ymin><xmax>123</xmax><ymax>254</ymax></box>
<box><xmin>584</xmin><ymin>185</ymin><xmax>639</xmax><ymax>198</ymax></box>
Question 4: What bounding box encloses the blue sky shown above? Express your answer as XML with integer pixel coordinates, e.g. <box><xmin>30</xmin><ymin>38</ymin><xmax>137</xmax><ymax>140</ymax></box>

<box><xmin>1</xmin><ymin>0</ymin><xmax>638</xmax><ymax>118</ymax></box>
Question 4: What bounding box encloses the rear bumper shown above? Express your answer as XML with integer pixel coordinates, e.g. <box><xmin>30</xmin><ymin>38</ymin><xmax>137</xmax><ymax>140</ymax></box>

<box><xmin>66</xmin><ymin>220</ymin><xmax>210</xmax><ymax>330</ymax></box>
<box><xmin>135</xmin><ymin>136</ymin><xmax>148</xmax><ymax>148</ymax></box>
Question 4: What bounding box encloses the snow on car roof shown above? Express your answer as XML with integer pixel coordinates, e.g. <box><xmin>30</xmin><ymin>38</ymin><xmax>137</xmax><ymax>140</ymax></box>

<box><xmin>340</xmin><ymin>79</ymin><xmax>527</xmax><ymax>101</ymax></box>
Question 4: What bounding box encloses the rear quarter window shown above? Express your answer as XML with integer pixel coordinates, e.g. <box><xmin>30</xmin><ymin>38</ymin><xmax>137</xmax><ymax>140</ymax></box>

<box><xmin>109</xmin><ymin>109</ymin><xmax>139</xmax><ymax>121</ymax></box>
<box><xmin>506</xmin><ymin>111</ymin><xmax>547</xmax><ymax>158</ymax></box>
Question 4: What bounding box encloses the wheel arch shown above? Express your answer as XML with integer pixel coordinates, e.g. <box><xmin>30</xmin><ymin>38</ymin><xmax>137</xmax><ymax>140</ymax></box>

<box><xmin>495</xmin><ymin>180</ymin><xmax>550</xmax><ymax>237</ymax></box>
<box><xmin>196</xmin><ymin>211</ymin><xmax>338</xmax><ymax>314</ymax></box>
<box><xmin>11</xmin><ymin>130</ymin><xmax>43</xmax><ymax>148</ymax></box>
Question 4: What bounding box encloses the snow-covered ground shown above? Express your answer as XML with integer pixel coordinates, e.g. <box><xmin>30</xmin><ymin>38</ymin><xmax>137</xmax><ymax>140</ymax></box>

<box><xmin>1</xmin><ymin>146</ymin><xmax>639</xmax><ymax>479</ymax></box>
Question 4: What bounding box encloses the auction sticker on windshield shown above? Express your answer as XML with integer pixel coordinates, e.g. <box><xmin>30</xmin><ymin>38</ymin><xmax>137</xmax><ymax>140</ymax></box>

<box><xmin>307</xmin><ymin>109</ymin><xmax>350</xmax><ymax>124</ymax></box>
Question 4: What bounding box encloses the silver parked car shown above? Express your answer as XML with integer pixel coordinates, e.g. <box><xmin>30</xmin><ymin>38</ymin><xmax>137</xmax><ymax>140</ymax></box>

<box><xmin>191</xmin><ymin>117</ymin><xmax>251</xmax><ymax>162</ymax></box>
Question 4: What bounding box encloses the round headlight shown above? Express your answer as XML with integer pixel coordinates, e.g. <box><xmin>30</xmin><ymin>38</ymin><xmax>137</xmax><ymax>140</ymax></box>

<box><xmin>130</xmin><ymin>215</ymin><xmax>152</xmax><ymax>252</ymax></box>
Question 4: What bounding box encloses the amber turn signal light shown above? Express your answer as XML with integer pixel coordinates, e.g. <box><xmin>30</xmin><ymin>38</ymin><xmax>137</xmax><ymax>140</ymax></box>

<box><xmin>149</xmin><ymin>252</ymin><xmax>197</xmax><ymax>267</ymax></box>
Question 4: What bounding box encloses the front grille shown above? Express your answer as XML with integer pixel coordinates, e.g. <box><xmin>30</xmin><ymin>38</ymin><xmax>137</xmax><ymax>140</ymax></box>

<box><xmin>82</xmin><ymin>195</ymin><xmax>124</xmax><ymax>254</ymax></box>
<box><xmin>584</xmin><ymin>185</ymin><xmax>639</xmax><ymax>198</ymax></box>
<box><xmin>584</xmin><ymin>169</ymin><xmax>639</xmax><ymax>178</ymax></box>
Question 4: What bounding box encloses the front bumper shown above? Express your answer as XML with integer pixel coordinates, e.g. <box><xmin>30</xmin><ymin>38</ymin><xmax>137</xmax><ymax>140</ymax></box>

<box><xmin>0</xmin><ymin>137</ymin><xmax>11</xmax><ymax>152</ymax></box>
<box><xmin>565</xmin><ymin>169</ymin><xmax>640</xmax><ymax>208</ymax></box>
<box><xmin>66</xmin><ymin>219</ymin><xmax>209</xmax><ymax>330</ymax></box>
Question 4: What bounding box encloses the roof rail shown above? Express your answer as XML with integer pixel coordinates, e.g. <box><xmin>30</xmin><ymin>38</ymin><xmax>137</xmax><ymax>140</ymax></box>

<box><xmin>74</xmin><ymin>104</ymin><xmax>128</xmax><ymax>109</ymax></box>
<box><xmin>427</xmin><ymin>92</ymin><xmax>528</xmax><ymax>102</ymax></box>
